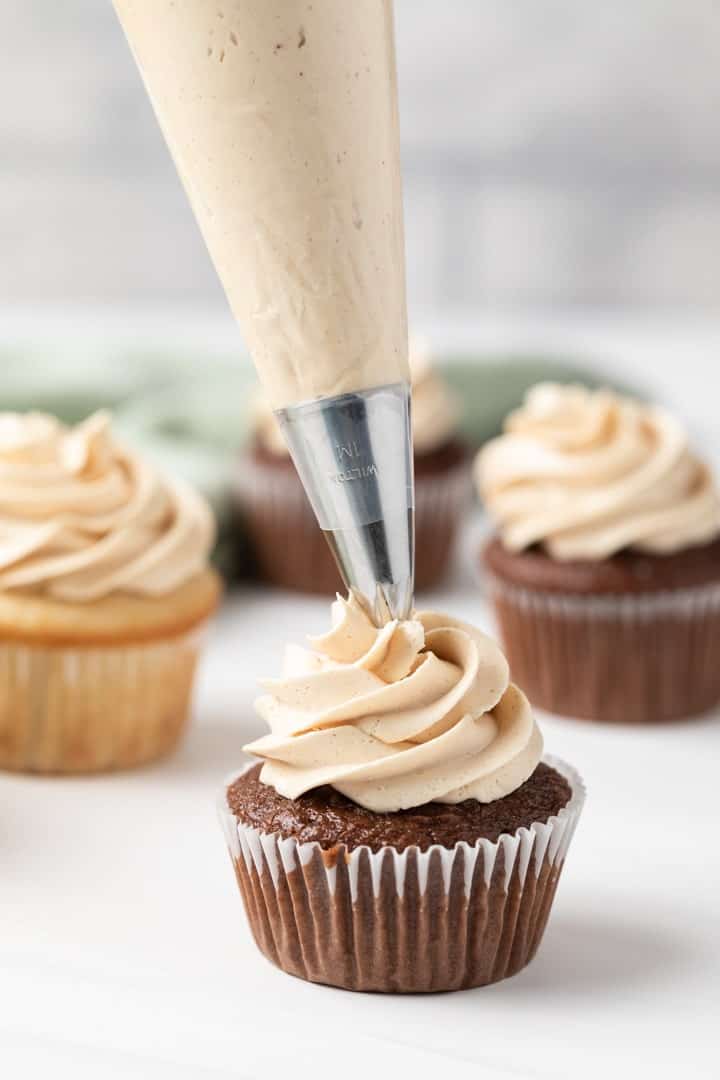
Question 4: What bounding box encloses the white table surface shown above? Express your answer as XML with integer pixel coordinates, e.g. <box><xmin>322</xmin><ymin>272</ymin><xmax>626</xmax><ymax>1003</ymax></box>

<box><xmin>2</xmin><ymin>512</ymin><xmax>719</xmax><ymax>1080</ymax></box>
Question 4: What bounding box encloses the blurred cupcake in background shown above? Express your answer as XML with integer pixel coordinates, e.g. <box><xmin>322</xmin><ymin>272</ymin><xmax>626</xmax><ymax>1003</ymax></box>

<box><xmin>476</xmin><ymin>383</ymin><xmax>720</xmax><ymax>723</ymax></box>
<box><xmin>0</xmin><ymin>410</ymin><xmax>221</xmax><ymax>773</ymax></box>
<box><xmin>235</xmin><ymin>339</ymin><xmax>469</xmax><ymax>595</ymax></box>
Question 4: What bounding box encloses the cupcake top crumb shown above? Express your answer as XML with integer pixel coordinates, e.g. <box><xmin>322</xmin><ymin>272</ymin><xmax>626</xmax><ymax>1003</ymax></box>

<box><xmin>228</xmin><ymin>760</ymin><xmax>570</xmax><ymax>851</ymax></box>
<box><xmin>476</xmin><ymin>382</ymin><xmax>720</xmax><ymax>561</ymax></box>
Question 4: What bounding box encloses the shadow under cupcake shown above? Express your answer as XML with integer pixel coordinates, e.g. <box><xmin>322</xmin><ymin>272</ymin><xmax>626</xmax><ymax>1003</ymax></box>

<box><xmin>218</xmin><ymin>595</ymin><xmax>584</xmax><ymax>993</ymax></box>
<box><xmin>476</xmin><ymin>383</ymin><xmax>720</xmax><ymax>724</ymax></box>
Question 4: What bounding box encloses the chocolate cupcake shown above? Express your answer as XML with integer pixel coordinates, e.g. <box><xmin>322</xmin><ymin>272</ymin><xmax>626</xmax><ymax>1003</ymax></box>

<box><xmin>234</xmin><ymin>342</ymin><xmax>469</xmax><ymax>594</ymax></box>
<box><xmin>476</xmin><ymin>383</ymin><xmax>720</xmax><ymax>723</ymax></box>
<box><xmin>218</xmin><ymin>596</ymin><xmax>584</xmax><ymax>993</ymax></box>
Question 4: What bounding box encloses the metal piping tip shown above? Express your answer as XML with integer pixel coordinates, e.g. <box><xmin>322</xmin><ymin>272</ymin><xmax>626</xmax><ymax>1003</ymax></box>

<box><xmin>276</xmin><ymin>383</ymin><xmax>415</xmax><ymax>625</ymax></box>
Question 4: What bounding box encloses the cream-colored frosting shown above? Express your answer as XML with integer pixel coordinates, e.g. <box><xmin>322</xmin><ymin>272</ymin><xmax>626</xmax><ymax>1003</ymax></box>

<box><xmin>409</xmin><ymin>340</ymin><xmax>459</xmax><ymax>454</ymax></box>
<box><xmin>476</xmin><ymin>383</ymin><xmax>720</xmax><ymax>560</ymax></box>
<box><xmin>244</xmin><ymin>594</ymin><xmax>542</xmax><ymax>812</ymax></box>
<box><xmin>0</xmin><ymin>412</ymin><xmax>215</xmax><ymax>601</ymax></box>
<box><xmin>252</xmin><ymin>338</ymin><xmax>458</xmax><ymax>456</ymax></box>
<box><xmin>113</xmin><ymin>0</ymin><xmax>409</xmax><ymax>408</ymax></box>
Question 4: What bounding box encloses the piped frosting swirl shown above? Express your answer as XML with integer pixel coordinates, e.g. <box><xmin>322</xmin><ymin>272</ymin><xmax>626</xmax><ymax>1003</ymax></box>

<box><xmin>244</xmin><ymin>594</ymin><xmax>542</xmax><ymax>812</ymax></box>
<box><xmin>476</xmin><ymin>383</ymin><xmax>720</xmax><ymax>561</ymax></box>
<box><xmin>0</xmin><ymin>411</ymin><xmax>215</xmax><ymax>601</ymax></box>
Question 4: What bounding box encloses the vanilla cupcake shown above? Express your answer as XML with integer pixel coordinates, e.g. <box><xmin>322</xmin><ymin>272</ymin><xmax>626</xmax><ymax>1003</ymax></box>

<box><xmin>476</xmin><ymin>383</ymin><xmax>720</xmax><ymax>723</ymax></box>
<box><xmin>234</xmin><ymin>341</ymin><xmax>469</xmax><ymax>594</ymax></box>
<box><xmin>219</xmin><ymin>595</ymin><xmax>584</xmax><ymax>993</ymax></box>
<box><xmin>0</xmin><ymin>411</ymin><xmax>221</xmax><ymax>772</ymax></box>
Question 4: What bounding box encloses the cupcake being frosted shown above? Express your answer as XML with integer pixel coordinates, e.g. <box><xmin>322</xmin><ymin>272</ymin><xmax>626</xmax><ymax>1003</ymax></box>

<box><xmin>236</xmin><ymin>341</ymin><xmax>468</xmax><ymax>595</ymax></box>
<box><xmin>476</xmin><ymin>383</ymin><xmax>720</xmax><ymax>722</ymax></box>
<box><xmin>0</xmin><ymin>410</ymin><xmax>221</xmax><ymax>773</ymax></box>
<box><xmin>220</xmin><ymin>594</ymin><xmax>584</xmax><ymax>993</ymax></box>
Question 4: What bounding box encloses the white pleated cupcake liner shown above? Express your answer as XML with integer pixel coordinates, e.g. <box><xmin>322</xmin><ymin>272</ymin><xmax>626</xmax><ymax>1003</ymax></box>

<box><xmin>218</xmin><ymin>755</ymin><xmax>584</xmax><ymax>992</ymax></box>
<box><xmin>219</xmin><ymin>755</ymin><xmax>583</xmax><ymax>900</ymax></box>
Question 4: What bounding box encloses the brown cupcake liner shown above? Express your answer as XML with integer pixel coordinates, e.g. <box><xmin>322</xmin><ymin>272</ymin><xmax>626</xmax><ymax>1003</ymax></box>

<box><xmin>218</xmin><ymin>756</ymin><xmax>584</xmax><ymax>993</ymax></box>
<box><xmin>0</xmin><ymin>625</ymin><xmax>209</xmax><ymax>773</ymax></box>
<box><xmin>414</xmin><ymin>460</ymin><xmax>471</xmax><ymax>589</ymax></box>
<box><xmin>234</xmin><ymin>454</ymin><xmax>469</xmax><ymax>595</ymax></box>
<box><xmin>487</xmin><ymin>573</ymin><xmax>720</xmax><ymax>723</ymax></box>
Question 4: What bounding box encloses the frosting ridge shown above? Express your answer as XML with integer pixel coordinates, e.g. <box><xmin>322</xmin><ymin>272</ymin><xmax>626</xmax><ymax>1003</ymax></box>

<box><xmin>0</xmin><ymin>411</ymin><xmax>215</xmax><ymax>600</ymax></box>
<box><xmin>245</xmin><ymin>594</ymin><xmax>542</xmax><ymax>812</ymax></box>
<box><xmin>476</xmin><ymin>383</ymin><xmax>720</xmax><ymax>560</ymax></box>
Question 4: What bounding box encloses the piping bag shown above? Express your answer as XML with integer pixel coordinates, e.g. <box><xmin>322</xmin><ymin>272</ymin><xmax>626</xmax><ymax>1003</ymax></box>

<box><xmin>113</xmin><ymin>0</ymin><xmax>414</xmax><ymax>623</ymax></box>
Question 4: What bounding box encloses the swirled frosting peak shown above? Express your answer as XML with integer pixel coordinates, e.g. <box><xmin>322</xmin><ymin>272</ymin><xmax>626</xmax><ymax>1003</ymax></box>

<box><xmin>0</xmin><ymin>411</ymin><xmax>215</xmax><ymax>601</ymax></box>
<box><xmin>244</xmin><ymin>595</ymin><xmax>542</xmax><ymax>812</ymax></box>
<box><xmin>476</xmin><ymin>383</ymin><xmax>720</xmax><ymax>560</ymax></box>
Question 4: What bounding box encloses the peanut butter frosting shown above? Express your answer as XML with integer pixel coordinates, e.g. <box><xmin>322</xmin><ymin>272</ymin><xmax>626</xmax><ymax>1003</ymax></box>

<box><xmin>244</xmin><ymin>594</ymin><xmax>542</xmax><ymax>812</ymax></box>
<box><xmin>252</xmin><ymin>339</ymin><xmax>459</xmax><ymax>457</ymax></box>
<box><xmin>476</xmin><ymin>383</ymin><xmax>720</xmax><ymax>561</ymax></box>
<box><xmin>0</xmin><ymin>411</ymin><xmax>215</xmax><ymax>601</ymax></box>
<box><xmin>113</xmin><ymin>0</ymin><xmax>409</xmax><ymax>409</ymax></box>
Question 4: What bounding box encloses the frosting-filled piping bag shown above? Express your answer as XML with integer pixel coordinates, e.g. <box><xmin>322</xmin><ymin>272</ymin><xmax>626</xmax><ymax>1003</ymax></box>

<box><xmin>112</xmin><ymin>0</ymin><xmax>414</xmax><ymax>622</ymax></box>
